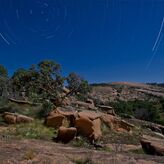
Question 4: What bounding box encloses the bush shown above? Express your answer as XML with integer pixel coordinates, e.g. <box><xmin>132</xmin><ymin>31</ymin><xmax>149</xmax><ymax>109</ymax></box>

<box><xmin>110</xmin><ymin>100</ymin><xmax>162</xmax><ymax>124</ymax></box>
<box><xmin>38</xmin><ymin>101</ymin><xmax>54</xmax><ymax>118</ymax></box>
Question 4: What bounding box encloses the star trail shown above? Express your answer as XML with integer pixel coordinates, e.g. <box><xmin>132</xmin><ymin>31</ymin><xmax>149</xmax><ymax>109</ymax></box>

<box><xmin>0</xmin><ymin>0</ymin><xmax>164</xmax><ymax>82</ymax></box>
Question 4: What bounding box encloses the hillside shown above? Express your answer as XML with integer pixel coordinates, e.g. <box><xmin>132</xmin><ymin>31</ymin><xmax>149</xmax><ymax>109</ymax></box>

<box><xmin>0</xmin><ymin>81</ymin><xmax>164</xmax><ymax>163</ymax></box>
<box><xmin>90</xmin><ymin>82</ymin><xmax>164</xmax><ymax>103</ymax></box>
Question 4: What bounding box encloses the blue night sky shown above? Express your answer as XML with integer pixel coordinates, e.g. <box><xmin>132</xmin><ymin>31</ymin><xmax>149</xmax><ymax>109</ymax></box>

<box><xmin>0</xmin><ymin>0</ymin><xmax>164</xmax><ymax>83</ymax></box>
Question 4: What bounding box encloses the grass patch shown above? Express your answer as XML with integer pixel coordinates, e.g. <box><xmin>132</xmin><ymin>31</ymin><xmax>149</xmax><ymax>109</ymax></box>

<box><xmin>102</xmin><ymin>146</ymin><xmax>112</xmax><ymax>152</ymax></box>
<box><xmin>0</xmin><ymin>114</ymin><xmax>6</xmax><ymax>126</ymax></box>
<box><xmin>71</xmin><ymin>157</ymin><xmax>93</xmax><ymax>164</ymax></box>
<box><xmin>1</xmin><ymin>120</ymin><xmax>57</xmax><ymax>140</ymax></box>
<box><xmin>101</xmin><ymin>126</ymin><xmax>142</xmax><ymax>145</ymax></box>
<box><xmin>70</xmin><ymin>137</ymin><xmax>92</xmax><ymax>149</ymax></box>
<box><xmin>101</xmin><ymin>122</ymin><xmax>110</xmax><ymax>135</ymax></box>
<box><xmin>130</xmin><ymin>148</ymin><xmax>145</xmax><ymax>154</ymax></box>
<box><xmin>0</xmin><ymin>101</ymin><xmax>43</xmax><ymax>118</ymax></box>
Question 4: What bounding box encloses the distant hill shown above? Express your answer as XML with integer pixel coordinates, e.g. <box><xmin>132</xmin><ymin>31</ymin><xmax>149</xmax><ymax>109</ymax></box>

<box><xmin>90</xmin><ymin>82</ymin><xmax>164</xmax><ymax>104</ymax></box>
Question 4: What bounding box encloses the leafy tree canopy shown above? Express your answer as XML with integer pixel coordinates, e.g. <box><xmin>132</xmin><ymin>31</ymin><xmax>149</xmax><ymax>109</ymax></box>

<box><xmin>0</xmin><ymin>64</ymin><xmax>8</xmax><ymax>77</ymax></box>
<box><xmin>9</xmin><ymin>60</ymin><xmax>90</xmax><ymax>106</ymax></box>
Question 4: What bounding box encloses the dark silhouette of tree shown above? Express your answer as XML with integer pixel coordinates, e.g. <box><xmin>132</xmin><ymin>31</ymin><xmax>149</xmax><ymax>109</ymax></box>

<box><xmin>0</xmin><ymin>64</ymin><xmax>8</xmax><ymax>97</ymax></box>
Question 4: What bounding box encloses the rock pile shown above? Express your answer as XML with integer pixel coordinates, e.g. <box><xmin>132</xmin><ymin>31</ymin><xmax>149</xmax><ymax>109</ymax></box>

<box><xmin>2</xmin><ymin>112</ymin><xmax>33</xmax><ymax>124</ymax></box>
<box><xmin>45</xmin><ymin>108</ymin><xmax>134</xmax><ymax>143</ymax></box>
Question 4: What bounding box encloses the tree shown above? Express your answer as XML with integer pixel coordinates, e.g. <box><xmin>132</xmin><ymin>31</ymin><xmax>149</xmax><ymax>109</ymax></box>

<box><xmin>11</xmin><ymin>68</ymin><xmax>38</xmax><ymax>99</ymax></box>
<box><xmin>11</xmin><ymin>60</ymin><xmax>65</xmax><ymax>105</ymax></box>
<box><xmin>11</xmin><ymin>60</ymin><xmax>91</xmax><ymax>106</ymax></box>
<box><xmin>67</xmin><ymin>72</ymin><xmax>82</xmax><ymax>94</ymax></box>
<box><xmin>0</xmin><ymin>64</ymin><xmax>8</xmax><ymax>97</ymax></box>
<box><xmin>0</xmin><ymin>64</ymin><xmax>8</xmax><ymax>77</ymax></box>
<box><xmin>34</xmin><ymin>60</ymin><xmax>65</xmax><ymax>100</ymax></box>
<box><xmin>66</xmin><ymin>72</ymin><xmax>91</xmax><ymax>100</ymax></box>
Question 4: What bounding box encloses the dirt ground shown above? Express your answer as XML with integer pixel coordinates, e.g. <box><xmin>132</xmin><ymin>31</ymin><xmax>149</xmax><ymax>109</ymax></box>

<box><xmin>0</xmin><ymin>138</ymin><xmax>164</xmax><ymax>164</ymax></box>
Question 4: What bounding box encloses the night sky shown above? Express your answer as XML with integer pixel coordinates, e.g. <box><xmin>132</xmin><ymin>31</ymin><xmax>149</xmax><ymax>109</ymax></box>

<box><xmin>0</xmin><ymin>0</ymin><xmax>164</xmax><ymax>83</ymax></box>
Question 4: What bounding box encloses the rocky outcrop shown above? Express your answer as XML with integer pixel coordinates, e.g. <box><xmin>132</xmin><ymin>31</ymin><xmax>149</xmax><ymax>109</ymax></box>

<box><xmin>73</xmin><ymin>99</ymin><xmax>95</xmax><ymax>110</ymax></box>
<box><xmin>90</xmin><ymin>82</ymin><xmax>164</xmax><ymax>103</ymax></box>
<box><xmin>3</xmin><ymin>112</ymin><xmax>33</xmax><ymax>124</ymax></box>
<box><xmin>146</xmin><ymin>124</ymin><xmax>164</xmax><ymax>135</ymax></box>
<box><xmin>1</xmin><ymin>139</ymin><xmax>164</xmax><ymax>163</ymax></box>
<box><xmin>101</xmin><ymin>114</ymin><xmax>134</xmax><ymax>133</ymax></box>
<box><xmin>140</xmin><ymin>135</ymin><xmax>164</xmax><ymax>156</ymax></box>
<box><xmin>46</xmin><ymin>108</ymin><xmax>134</xmax><ymax>144</ymax></box>
<box><xmin>98</xmin><ymin>105</ymin><xmax>116</xmax><ymax>116</ymax></box>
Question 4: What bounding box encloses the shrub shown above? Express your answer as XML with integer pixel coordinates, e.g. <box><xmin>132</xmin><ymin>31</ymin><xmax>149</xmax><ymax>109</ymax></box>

<box><xmin>110</xmin><ymin>100</ymin><xmax>162</xmax><ymax>124</ymax></box>
<box><xmin>38</xmin><ymin>101</ymin><xmax>54</xmax><ymax>118</ymax></box>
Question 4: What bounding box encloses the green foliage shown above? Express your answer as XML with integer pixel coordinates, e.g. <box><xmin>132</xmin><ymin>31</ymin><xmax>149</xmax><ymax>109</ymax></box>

<box><xmin>67</xmin><ymin>72</ymin><xmax>81</xmax><ymax>92</ymax></box>
<box><xmin>37</xmin><ymin>60</ymin><xmax>61</xmax><ymax>76</ymax></box>
<box><xmin>78</xmin><ymin>80</ymin><xmax>91</xmax><ymax>95</ymax></box>
<box><xmin>11</xmin><ymin>60</ymin><xmax>65</xmax><ymax>104</ymax></box>
<box><xmin>131</xmin><ymin>148</ymin><xmax>145</xmax><ymax>154</ymax></box>
<box><xmin>11</xmin><ymin>68</ymin><xmax>39</xmax><ymax>98</ymax></box>
<box><xmin>0</xmin><ymin>64</ymin><xmax>8</xmax><ymax>77</ymax></box>
<box><xmin>0</xmin><ymin>60</ymin><xmax>90</xmax><ymax>107</ymax></box>
<box><xmin>0</xmin><ymin>100</ymin><xmax>43</xmax><ymax>119</ymax></box>
<box><xmin>67</xmin><ymin>72</ymin><xmax>91</xmax><ymax>96</ymax></box>
<box><xmin>38</xmin><ymin>100</ymin><xmax>54</xmax><ymax>118</ymax></box>
<box><xmin>2</xmin><ymin>120</ymin><xmax>56</xmax><ymax>140</ymax></box>
<box><xmin>0</xmin><ymin>97</ymin><xmax>9</xmax><ymax>107</ymax></box>
<box><xmin>70</xmin><ymin>137</ymin><xmax>91</xmax><ymax>148</ymax></box>
<box><xmin>101</xmin><ymin>122</ymin><xmax>110</xmax><ymax>135</ymax></box>
<box><xmin>0</xmin><ymin>64</ymin><xmax>8</xmax><ymax>97</ymax></box>
<box><xmin>110</xmin><ymin>100</ymin><xmax>163</xmax><ymax>124</ymax></box>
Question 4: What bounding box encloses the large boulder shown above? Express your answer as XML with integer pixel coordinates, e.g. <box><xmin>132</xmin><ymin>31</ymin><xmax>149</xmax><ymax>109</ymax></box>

<box><xmin>3</xmin><ymin>113</ymin><xmax>16</xmax><ymax>124</ymax></box>
<box><xmin>46</xmin><ymin>108</ymin><xmax>78</xmax><ymax>128</ymax></box>
<box><xmin>75</xmin><ymin>113</ymin><xmax>102</xmax><ymax>142</ymax></box>
<box><xmin>47</xmin><ymin>108</ymin><xmax>77</xmax><ymax>127</ymax></box>
<box><xmin>54</xmin><ymin>126</ymin><xmax>77</xmax><ymax>143</ymax></box>
<box><xmin>16</xmin><ymin>114</ymin><xmax>33</xmax><ymax>123</ymax></box>
<box><xmin>2</xmin><ymin>112</ymin><xmax>33</xmax><ymax>124</ymax></box>
<box><xmin>140</xmin><ymin>135</ymin><xmax>164</xmax><ymax>156</ymax></box>
<box><xmin>78</xmin><ymin>111</ymin><xmax>101</xmax><ymax>120</ymax></box>
<box><xmin>46</xmin><ymin>113</ymin><xmax>65</xmax><ymax>128</ymax></box>
<box><xmin>92</xmin><ymin>118</ymin><xmax>102</xmax><ymax>141</ymax></box>
<box><xmin>75</xmin><ymin>116</ymin><xmax>93</xmax><ymax>139</ymax></box>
